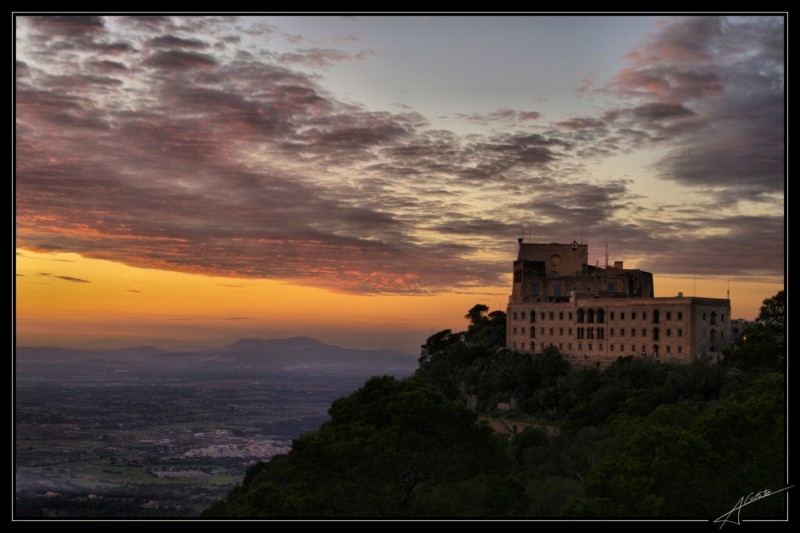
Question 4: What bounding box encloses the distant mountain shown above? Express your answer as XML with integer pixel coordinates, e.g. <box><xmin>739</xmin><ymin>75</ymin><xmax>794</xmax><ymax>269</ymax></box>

<box><xmin>16</xmin><ymin>337</ymin><xmax>419</xmax><ymax>376</ymax></box>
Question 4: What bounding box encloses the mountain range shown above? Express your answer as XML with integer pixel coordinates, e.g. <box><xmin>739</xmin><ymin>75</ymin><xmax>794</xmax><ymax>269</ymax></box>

<box><xmin>16</xmin><ymin>336</ymin><xmax>419</xmax><ymax>375</ymax></box>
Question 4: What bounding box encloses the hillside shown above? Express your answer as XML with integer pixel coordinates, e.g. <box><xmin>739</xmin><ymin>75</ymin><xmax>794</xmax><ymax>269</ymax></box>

<box><xmin>203</xmin><ymin>297</ymin><xmax>787</xmax><ymax>518</ymax></box>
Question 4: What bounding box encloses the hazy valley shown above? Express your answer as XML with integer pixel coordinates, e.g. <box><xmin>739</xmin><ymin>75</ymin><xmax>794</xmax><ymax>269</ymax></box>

<box><xmin>15</xmin><ymin>337</ymin><xmax>418</xmax><ymax>517</ymax></box>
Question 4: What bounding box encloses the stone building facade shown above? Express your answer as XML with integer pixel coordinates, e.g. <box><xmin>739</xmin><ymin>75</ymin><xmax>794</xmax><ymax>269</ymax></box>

<box><xmin>506</xmin><ymin>241</ymin><xmax>730</xmax><ymax>368</ymax></box>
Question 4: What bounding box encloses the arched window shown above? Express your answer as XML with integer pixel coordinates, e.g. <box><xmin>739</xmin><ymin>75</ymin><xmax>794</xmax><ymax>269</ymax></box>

<box><xmin>587</xmin><ymin>309</ymin><xmax>595</xmax><ymax>323</ymax></box>
<box><xmin>652</xmin><ymin>327</ymin><xmax>659</xmax><ymax>341</ymax></box>
<box><xmin>597</xmin><ymin>308</ymin><xmax>605</xmax><ymax>324</ymax></box>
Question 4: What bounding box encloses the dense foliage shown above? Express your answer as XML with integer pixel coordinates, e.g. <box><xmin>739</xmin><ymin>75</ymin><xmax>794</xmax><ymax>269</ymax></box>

<box><xmin>204</xmin><ymin>376</ymin><xmax>518</xmax><ymax>517</ymax></box>
<box><xmin>205</xmin><ymin>292</ymin><xmax>786</xmax><ymax>518</ymax></box>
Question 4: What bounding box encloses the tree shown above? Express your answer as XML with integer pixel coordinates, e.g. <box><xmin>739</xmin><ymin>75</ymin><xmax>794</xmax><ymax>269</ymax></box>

<box><xmin>722</xmin><ymin>290</ymin><xmax>785</xmax><ymax>374</ymax></box>
<box><xmin>203</xmin><ymin>376</ymin><xmax>515</xmax><ymax>517</ymax></box>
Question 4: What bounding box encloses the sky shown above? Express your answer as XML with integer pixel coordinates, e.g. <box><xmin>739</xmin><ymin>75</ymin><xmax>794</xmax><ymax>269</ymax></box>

<box><xmin>15</xmin><ymin>14</ymin><xmax>785</xmax><ymax>353</ymax></box>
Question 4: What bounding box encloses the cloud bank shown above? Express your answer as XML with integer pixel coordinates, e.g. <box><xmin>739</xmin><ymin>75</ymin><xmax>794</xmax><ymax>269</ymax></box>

<box><xmin>15</xmin><ymin>15</ymin><xmax>784</xmax><ymax>293</ymax></box>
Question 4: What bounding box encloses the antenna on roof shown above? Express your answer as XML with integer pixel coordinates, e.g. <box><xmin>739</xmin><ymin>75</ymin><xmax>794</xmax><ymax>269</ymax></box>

<box><xmin>727</xmin><ymin>276</ymin><xmax>730</xmax><ymax>300</ymax></box>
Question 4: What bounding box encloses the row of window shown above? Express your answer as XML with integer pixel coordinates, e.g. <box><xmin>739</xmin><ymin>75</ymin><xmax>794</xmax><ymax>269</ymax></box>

<box><xmin>511</xmin><ymin>308</ymin><xmax>688</xmax><ymax>323</ymax></box>
<box><xmin>511</xmin><ymin>325</ymin><xmax>684</xmax><ymax>341</ymax></box>
<box><xmin>512</xmin><ymin>341</ymin><xmax>683</xmax><ymax>356</ymax></box>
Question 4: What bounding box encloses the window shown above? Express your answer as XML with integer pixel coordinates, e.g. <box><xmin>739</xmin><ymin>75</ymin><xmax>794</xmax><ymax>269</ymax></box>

<box><xmin>597</xmin><ymin>328</ymin><xmax>604</xmax><ymax>340</ymax></box>
<box><xmin>530</xmin><ymin>342</ymin><xmax>535</xmax><ymax>352</ymax></box>
<box><xmin>578</xmin><ymin>343</ymin><xmax>582</xmax><ymax>350</ymax></box>
<box><xmin>513</xmin><ymin>327</ymin><xmax>517</xmax><ymax>335</ymax></box>
<box><xmin>703</xmin><ymin>312</ymin><xmax>707</xmax><ymax>320</ymax></box>
<box><xmin>568</xmin><ymin>343</ymin><xmax>572</xmax><ymax>350</ymax></box>
<box><xmin>667</xmin><ymin>328</ymin><xmax>671</xmax><ymax>337</ymax></box>
<box><xmin>530</xmin><ymin>312</ymin><xmax>536</xmax><ymax>323</ymax></box>
<box><xmin>653</xmin><ymin>310</ymin><xmax>660</xmax><ymax>324</ymax></box>
<box><xmin>531</xmin><ymin>283</ymin><xmax>539</xmax><ymax>296</ymax></box>
<box><xmin>611</xmin><ymin>311</ymin><xmax>615</xmax><ymax>320</ymax></box>
<box><xmin>550</xmin><ymin>328</ymin><xmax>554</xmax><ymax>335</ymax></box>
<box><xmin>642</xmin><ymin>345</ymin><xmax>646</xmax><ymax>354</ymax></box>
<box><xmin>620</xmin><ymin>312</ymin><xmax>626</xmax><ymax>320</ymax></box>
<box><xmin>597</xmin><ymin>309</ymin><xmax>605</xmax><ymax>324</ymax></box>
<box><xmin>721</xmin><ymin>314</ymin><xmax>725</xmax><ymax>321</ymax></box>
<box><xmin>559</xmin><ymin>311</ymin><xmax>564</xmax><ymax>320</ymax></box>
<box><xmin>678</xmin><ymin>346</ymin><xmax>682</xmax><ymax>354</ymax></box>
<box><xmin>541</xmin><ymin>327</ymin><xmax>545</xmax><ymax>335</ymax></box>
<box><xmin>559</xmin><ymin>343</ymin><xmax>563</xmax><ymax>350</ymax></box>
<box><xmin>678</xmin><ymin>312</ymin><xmax>683</xmax><ymax>320</ymax></box>
<box><xmin>611</xmin><ymin>345</ymin><xmax>615</xmax><ymax>352</ymax></box>
<box><xmin>513</xmin><ymin>342</ymin><xmax>517</xmax><ymax>349</ymax></box>
<box><xmin>653</xmin><ymin>327</ymin><xmax>659</xmax><ymax>341</ymax></box>
<box><xmin>666</xmin><ymin>346</ymin><xmax>671</xmax><ymax>354</ymax></box>
<box><xmin>588</xmin><ymin>343</ymin><xmax>593</xmax><ymax>351</ymax></box>
<box><xmin>568</xmin><ymin>327</ymin><xmax>573</xmax><ymax>335</ymax></box>
<box><xmin>711</xmin><ymin>311</ymin><xmax>717</xmax><ymax>325</ymax></box>
<box><xmin>631</xmin><ymin>312</ymin><xmax>636</xmax><ymax>320</ymax></box>
<box><xmin>653</xmin><ymin>345</ymin><xmax>659</xmax><ymax>358</ymax></box>
<box><xmin>620</xmin><ymin>328</ymin><xmax>625</xmax><ymax>337</ymax></box>
<box><xmin>541</xmin><ymin>312</ymin><xmax>546</xmax><ymax>320</ymax></box>
<box><xmin>587</xmin><ymin>328</ymin><xmax>594</xmax><ymax>339</ymax></box>
<box><xmin>599</xmin><ymin>343</ymin><xmax>603</xmax><ymax>351</ymax></box>
<box><xmin>666</xmin><ymin>311</ymin><xmax>671</xmax><ymax>320</ymax></box>
<box><xmin>521</xmin><ymin>327</ymin><xmax>525</xmax><ymax>335</ymax></box>
<box><xmin>587</xmin><ymin>309</ymin><xmax>595</xmax><ymax>323</ymax></box>
<box><xmin>642</xmin><ymin>312</ymin><xmax>647</xmax><ymax>321</ymax></box>
<box><xmin>513</xmin><ymin>312</ymin><xmax>517</xmax><ymax>321</ymax></box>
<box><xmin>631</xmin><ymin>344</ymin><xmax>636</xmax><ymax>352</ymax></box>
<box><xmin>610</xmin><ymin>328</ymin><xmax>615</xmax><ymax>336</ymax></box>
<box><xmin>631</xmin><ymin>329</ymin><xmax>636</xmax><ymax>337</ymax></box>
<box><xmin>521</xmin><ymin>311</ymin><xmax>526</xmax><ymax>320</ymax></box>
<box><xmin>569</xmin><ymin>312</ymin><xmax>573</xmax><ymax>320</ymax></box>
<box><xmin>642</xmin><ymin>328</ymin><xmax>647</xmax><ymax>337</ymax></box>
<box><xmin>550</xmin><ymin>312</ymin><xmax>554</xmax><ymax>320</ymax></box>
<box><xmin>559</xmin><ymin>328</ymin><xmax>564</xmax><ymax>335</ymax></box>
<box><xmin>678</xmin><ymin>328</ymin><xmax>683</xmax><ymax>337</ymax></box>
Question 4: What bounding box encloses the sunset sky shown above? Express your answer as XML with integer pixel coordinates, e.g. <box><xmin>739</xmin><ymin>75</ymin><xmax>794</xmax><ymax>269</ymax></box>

<box><xmin>15</xmin><ymin>15</ymin><xmax>785</xmax><ymax>352</ymax></box>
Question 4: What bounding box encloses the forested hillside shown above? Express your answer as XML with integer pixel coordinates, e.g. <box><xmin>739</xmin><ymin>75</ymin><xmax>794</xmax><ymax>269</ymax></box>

<box><xmin>204</xmin><ymin>293</ymin><xmax>786</xmax><ymax>518</ymax></box>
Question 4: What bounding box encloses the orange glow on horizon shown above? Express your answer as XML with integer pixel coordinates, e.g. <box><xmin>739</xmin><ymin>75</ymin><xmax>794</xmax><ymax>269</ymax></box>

<box><xmin>15</xmin><ymin>249</ymin><xmax>508</xmax><ymax>352</ymax></box>
<box><xmin>15</xmin><ymin>249</ymin><xmax>782</xmax><ymax>352</ymax></box>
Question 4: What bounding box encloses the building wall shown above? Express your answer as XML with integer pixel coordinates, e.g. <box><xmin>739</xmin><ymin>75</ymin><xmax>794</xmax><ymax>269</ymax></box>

<box><xmin>506</xmin><ymin>242</ymin><xmax>730</xmax><ymax>368</ymax></box>
<box><xmin>507</xmin><ymin>295</ymin><xmax>731</xmax><ymax>369</ymax></box>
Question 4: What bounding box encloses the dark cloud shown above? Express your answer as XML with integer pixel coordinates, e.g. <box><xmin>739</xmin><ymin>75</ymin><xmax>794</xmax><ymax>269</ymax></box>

<box><xmin>128</xmin><ymin>289</ymin><xmax>141</xmax><ymax>293</ymax></box>
<box><xmin>603</xmin><ymin>16</ymin><xmax>784</xmax><ymax>194</ymax></box>
<box><xmin>88</xmin><ymin>59</ymin><xmax>128</xmax><ymax>72</ymax></box>
<box><xmin>55</xmin><ymin>276</ymin><xmax>90</xmax><ymax>283</ymax></box>
<box><xmin>555</xmin><ymin>117</ymin><xmax>606</xmax><ymax>130</ymax></box>
<box><xmin>456</xmin><ymin>108</ymin><xmax>541</xmax><ymax>125</ymax></box>
<box><xmin>142</xmin><ymin>50</ymin><xmax>217</xmax><ymax>69</ymax></box>
<box><xmin>147</xmin><ymin>35</ymin><xmax>209</xmax><ymax>49</ymax></box>
<box><xmin>26</xmin><ymin>15</ymin><xmax>105</xmax><ymax>37</ymax></box>
<box><xmin>278</xmin><ymin>48</ymin><xmax>366</xmax><ymax>68</ymax></box>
